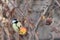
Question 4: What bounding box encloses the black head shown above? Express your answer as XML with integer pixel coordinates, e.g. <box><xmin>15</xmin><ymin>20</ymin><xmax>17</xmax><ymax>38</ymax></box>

<box><xmin>12</xmin><ymin>19</ymin><xmax>18</xmax><ymax>23</ymax></box>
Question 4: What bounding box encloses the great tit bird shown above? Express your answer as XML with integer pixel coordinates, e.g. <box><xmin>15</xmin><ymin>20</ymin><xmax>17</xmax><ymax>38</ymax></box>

<box><xmin>12</xmin><ymin>19</ymin><xmax>27</xmax><ymax>35</ymax></box>
<box><xmin>12</xmin><ymin>19</ymin><xmax>22</xmax><ymax>32</ymax></box>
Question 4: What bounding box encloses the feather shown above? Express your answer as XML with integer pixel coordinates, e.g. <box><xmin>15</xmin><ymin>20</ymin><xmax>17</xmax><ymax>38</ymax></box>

<box><xmin>19</xmin><ymin>27</ymin><xmax>27</xmax><ymax>35</ymax></box>
<box><xmin>17</xmin><ymin>22</ymin><xmax>22</xmax><ymax>27</ymax></box>
<box><xmin>12</xmin><ymin>23</ymin><xmax>19</xmax><ymax>32</ymax></box>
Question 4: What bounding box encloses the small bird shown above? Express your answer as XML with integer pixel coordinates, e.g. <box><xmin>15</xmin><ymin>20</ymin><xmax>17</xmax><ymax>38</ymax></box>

<box><xmin>12</xmin><ymin>19</ymin><xmax>22</xmax><ymax>33</ymax></box>
<box><xmin>12</xmin><ymin>19</ymin><xmax>27</xmax><ymax>35</ymax></box>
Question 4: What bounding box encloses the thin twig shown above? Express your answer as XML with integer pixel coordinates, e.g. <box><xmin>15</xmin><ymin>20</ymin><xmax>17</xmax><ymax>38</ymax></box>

<box><xmin>33</xmin><ymin>7</ymin><xmax>49</xmax><ymax>31</ymax></box>
<box><xmin>55</xmin><ymin>0</ymin><xmax>60</xmax><ymax>7</ymax></box>
<box><xmin>8</xmin><ymin>0</ymin><xmax>24</xmax><ymax>16</ymax></box>
<box><xmin>33</xmin><ymin>0</ymin><xmax>54</xmax><ymax>31</ymax></box>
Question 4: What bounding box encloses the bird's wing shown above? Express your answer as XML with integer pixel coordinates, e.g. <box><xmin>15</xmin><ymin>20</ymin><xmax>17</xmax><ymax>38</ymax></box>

<box><xmin>12</xmin><ymin>24</ymin><xmax>19</xmax><ymax>32</ymax></box>
<box><xmin>17</xmin><ymin>22</ymin><xmax>22</xmax><ymax>28</ymax></box>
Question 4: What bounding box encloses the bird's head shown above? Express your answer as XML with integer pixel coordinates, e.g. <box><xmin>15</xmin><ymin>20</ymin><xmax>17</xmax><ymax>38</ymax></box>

<box><xmin>12</xmin><ymin>19</ymin><xmax>18</xmax><ymax>24</ymax></box>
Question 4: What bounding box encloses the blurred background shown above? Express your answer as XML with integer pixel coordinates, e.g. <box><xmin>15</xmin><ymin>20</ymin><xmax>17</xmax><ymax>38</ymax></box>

<box><xmin>0</xmin><ymin>0</ymin><xmax>60</xmax><ymax>40</ymax></box>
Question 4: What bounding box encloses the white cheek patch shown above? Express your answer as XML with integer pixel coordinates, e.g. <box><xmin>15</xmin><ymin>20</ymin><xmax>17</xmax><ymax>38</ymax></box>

<box><xmin>12</xmin><ymin>20</ymin><xmax>16</xmax><ymax>23</ymax></box>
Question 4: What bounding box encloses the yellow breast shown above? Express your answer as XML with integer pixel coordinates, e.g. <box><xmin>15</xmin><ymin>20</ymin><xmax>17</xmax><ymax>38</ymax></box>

<box><xmin>19</xmin><ymin>27</ymin><xmax>27</xmax><ymax>35</ymax></box>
